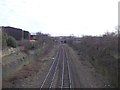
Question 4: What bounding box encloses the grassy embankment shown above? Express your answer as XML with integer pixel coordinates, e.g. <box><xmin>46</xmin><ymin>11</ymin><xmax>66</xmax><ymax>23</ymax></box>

<box><xmin>2</xmin><ymin>33</ymin><xmax>54</xmax><ymax>81</ymax></box>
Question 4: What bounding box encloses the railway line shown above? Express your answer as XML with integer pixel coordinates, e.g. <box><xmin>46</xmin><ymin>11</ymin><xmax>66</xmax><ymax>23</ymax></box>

<box><xmin>40</xmin><ymin>44</ymin><xmax>73</xmax><ymax>89</ymax></box>
<box><xmin>2</xmin><ymin>43</ymin><xmax>106</xmax><ymax>88</ymax></box>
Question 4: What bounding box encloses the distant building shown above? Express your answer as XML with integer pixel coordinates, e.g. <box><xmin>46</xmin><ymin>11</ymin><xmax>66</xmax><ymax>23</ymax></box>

<box><xmin>23</xmin><ymin>30</ymin><xmax>30</xmax><ymax>40</ymax></box>
<box><xmin>1</xmin><ymin>26</ymin><xmax>23</xmax><ymax>40</ymax></box>
<box><xmin>30</xmin><ymin>35</ymin><xmax>37</xmax><ymax>40</ymax></box>
<box><xmin>1</xmin><ymin>26</ymin><xmax>30</xmax><ymax>40</ymax></box>
<box><xmin>1</xmin><ymin>26</ymin><xmax>30</xmax><ymax>46</ymax></box>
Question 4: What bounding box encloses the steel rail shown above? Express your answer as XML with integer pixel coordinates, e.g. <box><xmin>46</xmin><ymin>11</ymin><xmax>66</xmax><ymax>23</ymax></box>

<box><xmin>40</xmin><ymin>46</ymin><xmax>61</xmax><ymax>89</ymax></box>
<box><xmin>40</xmin><ymin>45</ymin><xmax>72</xmax><ymax>89</ymax></box>
<box><xmin>64</xmin><ymin>46</ymin><xmax>72</xmax><ymax>88</ymax></box>
<box><xmin>61</xmin><ymin>47</ymin><xmax>65</xmax><ymax>89</ymax></box>
<box><xmin>49</xmin><ymin>47</ymin><xmax>62</xmax><ymax>89</ymax></box>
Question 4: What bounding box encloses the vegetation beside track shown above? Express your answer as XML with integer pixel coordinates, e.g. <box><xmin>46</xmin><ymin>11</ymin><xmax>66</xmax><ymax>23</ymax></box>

<box><xmin>67</xmin><ymin>31</ymin><xmax>119</xmax><ymax>88</ymax></box>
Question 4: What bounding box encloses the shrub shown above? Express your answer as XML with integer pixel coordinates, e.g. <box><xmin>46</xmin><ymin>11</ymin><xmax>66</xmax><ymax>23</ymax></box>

<box><xmin>6</xmin><ymin>36</ymin><xmax>17</xmax><ymax>48</ymax></box>
<box><xmin>22</xmin><ymin>40</ymin><xmax>39</xmax><ymax>50</ymax></box>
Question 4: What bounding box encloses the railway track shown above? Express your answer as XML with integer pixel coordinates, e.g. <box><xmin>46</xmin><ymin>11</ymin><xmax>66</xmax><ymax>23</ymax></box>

<box><xmin>40</xmin><ymin>45</ymin><xmax>72</xmax><ymax>89</ymax></box>
<box><xmin>63</xmin><ymin>47</ymin><xmax>72</xmax><ymax>88</ymax></box>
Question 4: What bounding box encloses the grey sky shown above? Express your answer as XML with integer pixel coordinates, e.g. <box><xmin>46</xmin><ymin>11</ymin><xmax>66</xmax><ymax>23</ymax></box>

<box><xmin>0</xmin><ymin>0</ymin><xmax>119</xmax><ymax>36</ymax></box>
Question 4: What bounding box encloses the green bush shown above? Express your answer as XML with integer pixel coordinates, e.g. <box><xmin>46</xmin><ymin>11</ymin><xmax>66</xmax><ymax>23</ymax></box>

<box><xmin>23</xmin><ymin>40</ymin><xmax>39</xmax><ymax>50</ymax></box>
<box><xmin>6</xmin><ymin>36</ymin><xmax>17</xmax><ymax>48</ymax></box>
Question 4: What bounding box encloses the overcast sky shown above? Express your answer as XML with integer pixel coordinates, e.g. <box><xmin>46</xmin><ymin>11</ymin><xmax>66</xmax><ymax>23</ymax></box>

<box><xmin>0</xmin><ymin>0</ymin><xmax>119</xmax><ymax>36</ymax></box>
